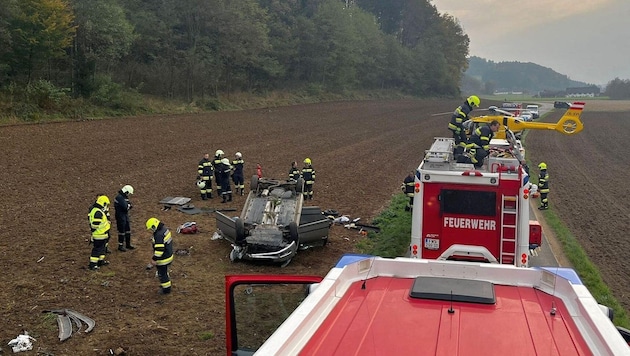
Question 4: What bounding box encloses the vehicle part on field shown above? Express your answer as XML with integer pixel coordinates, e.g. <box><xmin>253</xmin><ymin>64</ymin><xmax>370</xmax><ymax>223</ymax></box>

<box><xmin>43</xmin><ymin>309</ymin><xmax>96</xmax><ymax>342</ymax></box>
<box><xmin>159</xmin><ymin>196</ymin><xmax>192</xmax><ymax>205</ymax></box>
<box><xmin>323</xmin><ymin>209</ymin><xmax>339</xmax><ymax>217</ymax></box>
<box><xmin>200</xmin><ymin>207</ymin><xmax>238</xmax><ymax>213</ymax></box>
<box><xmin>57</xmin><ymin>314</ymin><xmax>72</xmax><ymax>341</ymax></box>
<box><xmin>177</xmin><ymin>204</ymin><xmax>202</xmax><ymax>215</ymax></box>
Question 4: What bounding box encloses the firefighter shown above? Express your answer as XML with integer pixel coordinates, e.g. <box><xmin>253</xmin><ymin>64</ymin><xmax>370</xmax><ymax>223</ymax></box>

<box><xmin>401</xmin><ymin>171</ymin><xmax>415</xmax><ymax>212</ymax></box>
<box><xmin>146</xmin><ymin>217</ymin><xmax>173</xmax><ymax>295</ymax></box>
<box><xmin>197</xmin><ymin>153</ymin><xmax>214</xmax><ymax>200</ymax></box>
<box><xmin>213</xmin><ymin>150</ymin><xmax>224</xmax><ymax>197</ymax></box>
<box><xmin>301</xmin><ymin>158</ymin><xmax>315</xmax><ymax>200</ymax></box>
<box><xmin>114</xmin><ymin>185</ymin><xmax>135</xmax><ymax>252</ymax></box>
<box><xmin>219</xmin><ymin>158</ymin><xmax>233</xmax><ymax>203</ymax></box>
<box><xmin>448</xmin><ymin>95</ymin><xmax>480</xmax><ymax>157</ymax></box>
<box><xmin>288</xmin><ymin>161</ymin><xmax>300</xmax><ymax>181</ymax></box>
<box><xmin>232</xmin><ymin>152</ymin><xmax>245</xmax><ymax>195</ymax></box>
<box><xmin>465</xmin><ymin>120</ymin><xmax>499</xmax><ymax>168</ymax></box>
<box><xmin>88</xmin><ymin>195</ymin><xmax>111</xmax><ymax>270</ymax></box>
<box><xmin>537</xmin><ymin>162</ymin><xmax>550</xmax><ymax>210</ymax></box>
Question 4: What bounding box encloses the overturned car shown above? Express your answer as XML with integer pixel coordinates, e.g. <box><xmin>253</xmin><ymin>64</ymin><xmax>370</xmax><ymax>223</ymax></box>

<box><xmin>215</xmin><ymin>176</ymin><xmax>331</xmax><ymax>267</ymax></box>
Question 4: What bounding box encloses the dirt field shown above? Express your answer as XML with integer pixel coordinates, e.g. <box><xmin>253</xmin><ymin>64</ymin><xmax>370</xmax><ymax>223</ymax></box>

<box><xmin>1</xmin><ymin>98</ymin><xmax>627</xmax><ymax>355</ymax></box>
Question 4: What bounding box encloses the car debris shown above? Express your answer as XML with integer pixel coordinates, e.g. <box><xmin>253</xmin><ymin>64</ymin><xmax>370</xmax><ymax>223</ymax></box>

<box><xmin>43</xmin><ymin>309</ymin><xmax>95</xmax><ymax>342</ymax></box>
<box><xmin>7</xmin><ymin>331</ymin><xmax>35</xmax><ymax>353</ymax></box>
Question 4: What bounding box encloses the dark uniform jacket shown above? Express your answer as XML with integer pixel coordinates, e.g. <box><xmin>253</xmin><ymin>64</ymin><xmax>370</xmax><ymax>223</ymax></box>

<box><xmin>152</xmin><ymin>223</ymin><xmax>173</xmax><ymax>266</ymax></box>
<box><xmin>469</xmin><ymin>124</ymin><xmax>495</xmax><ymax>150</ymax></box>
<box><xmin>114</xmin><ymin>191</ymin><xmax>132</xmax><ymax>221</ymax></box>
<box><xmin>449</xmin><ymin>101</ymin><xmax>473</xmax><ymax>132</ymax></box>
<box><xmin>198</xmin><ymin>157</ymin><xmax>214</xmax><ymax>181</ymax></box>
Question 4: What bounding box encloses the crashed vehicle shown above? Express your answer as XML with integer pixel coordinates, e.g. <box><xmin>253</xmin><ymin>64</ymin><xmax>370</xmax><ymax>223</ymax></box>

<box><xmin>215</xmin><ymin>176</ymin><xmax>331</xmax><ymax>267</ymax></box>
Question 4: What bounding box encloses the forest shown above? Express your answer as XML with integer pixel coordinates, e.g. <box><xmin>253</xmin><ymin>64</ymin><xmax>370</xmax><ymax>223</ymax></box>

<box><xmin>0</xmin><ymin>0</ymin><xmax>470</xmax><ymax>118</ymax></box>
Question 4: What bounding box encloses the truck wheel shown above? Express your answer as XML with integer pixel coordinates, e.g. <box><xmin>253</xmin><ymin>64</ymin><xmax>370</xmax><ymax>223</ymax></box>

<box><xmin>289</xmin><ymin>222</ymin><xmax>299</xmax><ymax>244</ymax></box>
<box><xmin>296</xmin><ymin>178</ymin><xmax>304</xmax><ymax>193</ymax></box>
<box><xmin>235</xmin><ymin>218</ymin><xmax>246</xmax><ymax>246</ymax></box>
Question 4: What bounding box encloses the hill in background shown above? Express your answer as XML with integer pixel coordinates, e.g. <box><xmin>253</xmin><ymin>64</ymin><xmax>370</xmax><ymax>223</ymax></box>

<box><xmin>463</xmin><ymin>56</ymin><xmax>592</xmax><ymax>95</ymax></box>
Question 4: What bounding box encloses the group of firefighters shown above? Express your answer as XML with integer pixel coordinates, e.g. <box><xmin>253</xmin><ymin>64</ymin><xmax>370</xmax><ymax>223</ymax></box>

<box><xmin>198</xmin><ymin>153</ymin><xmax>316</xmax><ymax>201</ymax></box>
<box><xmin>402</xmin><ymin>95</ymin><xmax>551</xmax><ymax>212</ymax></box>
<box><xmin>197</xmin><ymin>149</ymin><xmax>245</xmax><ymax>203</ymax></box>
<box><xmin>87</xmin><ymin>186</ymin><xmax>174</xmax><ymax>294</ymax></box>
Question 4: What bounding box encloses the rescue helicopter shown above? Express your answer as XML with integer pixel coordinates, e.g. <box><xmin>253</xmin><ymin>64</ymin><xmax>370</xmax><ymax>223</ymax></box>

<box><xmin>466</xmin><ymin>103</ymin><xmax>584</xmax><ymax>139</ymax></box>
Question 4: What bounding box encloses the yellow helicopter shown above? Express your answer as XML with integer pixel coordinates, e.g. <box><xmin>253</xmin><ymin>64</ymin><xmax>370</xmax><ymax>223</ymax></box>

<box><xmin>464</xmin><ymin>102</ymin><xmax>585</xmax><ymax>139</ymax></box>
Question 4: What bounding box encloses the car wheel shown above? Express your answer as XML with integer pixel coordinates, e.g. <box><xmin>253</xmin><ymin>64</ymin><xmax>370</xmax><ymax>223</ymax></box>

<box><xmin>235</xmin><ymin>218</ymin><xmax>246</xmax><ymax>245</ymax></box>
<box><xmin>280</xmin><ymin>258</ymin><xmax>292</xmax><ymax>268</ymax></box>
<box><xmin>288</xmin><ymin>222</ymin><xmax>299</xmax><ymax>244</ymax></box>
<box><xmin>229</xmin><ymin>249</ymin><xmax>238</xmax><ymax>262</ymax></box>
<box><xmin>250</xmin><ymin>175</ymin><xmax>259</xmax><ymax>192</ymax></box>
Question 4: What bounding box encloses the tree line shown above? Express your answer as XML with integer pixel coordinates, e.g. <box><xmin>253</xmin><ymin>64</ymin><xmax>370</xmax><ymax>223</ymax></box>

<box><xmin>0</xmin><ymin>0</ymin><xmax>470</xmax><ymax>117</ymax></box>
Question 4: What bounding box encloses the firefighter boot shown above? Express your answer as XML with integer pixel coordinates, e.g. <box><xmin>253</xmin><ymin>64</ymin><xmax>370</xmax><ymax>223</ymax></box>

<box><xmin>227</xmin><ymin>193</ymin><xmax>232</xmax><ymax>202</ymax></box>
<box><xmin>158</xmin><ymin>287</ymin><xmax>172</xmax><ymax>295</ymax></box>
<box><xmin>88</xmin><ymin>262</ymin><xmax>99</xmax><ymax>271</ymax></box>
<box><xmin>208</xmin><ymin>192</ymin><xmax>213</xmax><ymax>199</ymax></box>
<box><xmin>221</xmin><ymin>194</ymin><xmax>227</xmax><ymax>203</ymax></box>
<box><xmin>201</xmin><ymin>193</ymin><xmax>207</xmax><ymax>200</ymax></box>
<box><xmin>125</xmin><ymin>233</ymin><xmax>135</xmax><ymax>250</ymax></box>
<box><xmin>97</xmin><ymin>259</ymin><xmax>110</xmax><ymax>267</ymax></box>
<box><xmin>118</xmin><ymin>234</ymin><xmax>126</xmax><ymax>251</ymax></box>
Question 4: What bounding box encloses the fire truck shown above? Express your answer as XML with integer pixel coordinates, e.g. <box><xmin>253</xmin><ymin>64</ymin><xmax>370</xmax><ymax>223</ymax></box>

<box><xmin>409</xmin><ymin>102</ymin><xmax>585</xmax><ymax>267</ymax></box>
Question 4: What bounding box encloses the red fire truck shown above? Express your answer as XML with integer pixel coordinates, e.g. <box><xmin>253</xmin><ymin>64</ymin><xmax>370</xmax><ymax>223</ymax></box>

<box><xmin>409</xmin><ymin>135</ymin><xmax>539</xmax><ymax>266</ymax></box>
<box><xmin>409</xmin><ymin>102</ymin><xmax>585</xmax><ymax>266</ymax></box>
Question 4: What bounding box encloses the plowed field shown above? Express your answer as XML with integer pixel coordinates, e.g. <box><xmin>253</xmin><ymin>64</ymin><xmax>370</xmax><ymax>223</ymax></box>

<box><xmin>1</xmin><ymin>99</ymin><xmax>627</xmax><ymax>355</ymax></box>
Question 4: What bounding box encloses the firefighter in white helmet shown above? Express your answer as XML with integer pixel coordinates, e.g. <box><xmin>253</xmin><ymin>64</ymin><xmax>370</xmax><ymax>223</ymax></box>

<box><xmin>232</xmin><ymin>152</ymin><xmax>245</xmax><ymax>195</ymax></box>
<box><xmin>213</xmin><ymin>150</ymin><xmax>225</xmax><ymax>196</ymax></box>
<box><xmin>219</xmin><ymin>157</ymin><xmax>233</xmax><ymax>203</ymax></box>
<box><xmin>197</xmin><ymin>153</ymin><xmax>214</xmax><ymax>200</ymax></box>
<box><xmin>302</xmin><ymin>158</ymin><xmax>315</xmax><ymax>200</ymax></box>
<box><xmin>114</xmin><ymin>185</ymin><xmax>135</xmax><ymax>251</ymax></box>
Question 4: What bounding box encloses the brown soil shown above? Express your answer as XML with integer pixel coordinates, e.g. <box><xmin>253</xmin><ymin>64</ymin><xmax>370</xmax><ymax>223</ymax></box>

<box><xmin>1</xmin><ymin>99</ymin><xmax>627</xmax><ymax>355</ymax></box>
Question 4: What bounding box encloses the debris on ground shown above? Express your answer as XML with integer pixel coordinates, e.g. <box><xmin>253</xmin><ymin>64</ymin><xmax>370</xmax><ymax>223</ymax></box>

<box><xmin>175</xmin><ymin>247</ymin><xmax>193</xmax><ymax>256</ymax></box>
<box><xmin>176</xmin><ymin>222</ymin><xmax>198</xmax><ymax>234</ymax></box>
<box><xmin>8</xmin><ymin>331</ymin><xmax>35</xmax><ymax>352</ymax></box>
<box><xmin>42</xmin><ymin>309</ymin><xmax>95</xmax><ymax>342</ymax></box>
<box><xmin>211</xmin><ymin>232</ymin><xmax>222</xmax><ymax>240</ymax></box>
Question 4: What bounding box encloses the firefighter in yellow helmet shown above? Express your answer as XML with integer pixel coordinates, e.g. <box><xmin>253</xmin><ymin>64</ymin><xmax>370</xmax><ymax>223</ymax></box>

<box><xmin>301</xmin><ymin>158</ymin><xmax>315</xmax><ymax>200</ymax></box>
<box><xmin>146</xmin><ymin>217</ymin><xmax>173</xmax><ymax>295</ymax></box>
<box><xmin>87</xmin><ymin>195</ymin><xmax>111</xmax><ymax>270</ymax></box>
<box><xmin>448</xmin><ymin>95</ymin><xmax>480</xmax><ymax>158</ymax></box>
<box><xmin>537</xmin><ymin>162</ymin><xmax>549</xmax><ymax>210</ymax></box>
<box><xmin>401</xmin><ymin>171</ymin><xmax>415</xmax><ymax>212</ymax></box>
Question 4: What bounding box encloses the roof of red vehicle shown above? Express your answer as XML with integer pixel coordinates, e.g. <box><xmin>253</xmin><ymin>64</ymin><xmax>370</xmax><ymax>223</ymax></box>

<box><xmin>300</xmin><ymin>276</ymin><xmax>590</xmax><ymax>356</ymax></box>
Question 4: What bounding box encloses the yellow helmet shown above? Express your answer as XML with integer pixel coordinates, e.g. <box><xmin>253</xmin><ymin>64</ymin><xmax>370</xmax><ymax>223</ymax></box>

<box><xmin>146</xmin><ymin>217</ymin><xmax>160</xmax><ymax>230</ymax></box>
<box><xmin>467</xmin><ymin>95</ymin><xmax>480</xmax><ymax>108</ymax></box>
<box><xmin>538</xmin><ymin>162</ymin><xmax>547</xmax><ymax>170</ymax></box>
<box><xmin>96</xmin><ymin>195</ymin><xmax>110</xmax><ymax>207</ymax></box>
<box><xmin>304</xmin><ymin>158</ymin><xmax>312</xmax><ymax>165</ymax></box>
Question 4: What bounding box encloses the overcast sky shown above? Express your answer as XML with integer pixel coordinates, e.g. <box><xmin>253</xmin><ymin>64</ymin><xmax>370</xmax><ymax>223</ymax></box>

<box><xmin>431</xmin><ymin>0</ymin><xmax>630</xmax><ymax>85</ymax></box>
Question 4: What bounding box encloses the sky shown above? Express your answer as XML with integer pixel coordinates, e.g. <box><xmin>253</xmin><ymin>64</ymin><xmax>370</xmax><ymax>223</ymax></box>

<box><xmin>430</xmin><ymin>0</ymin><xmax>630</xmax><ymax>85</ymax></box>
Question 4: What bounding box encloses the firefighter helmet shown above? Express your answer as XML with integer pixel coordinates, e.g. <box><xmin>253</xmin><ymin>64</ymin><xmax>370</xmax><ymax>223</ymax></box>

<box><xmin>96</xmin><ymin>195</ymin><xmax>110</xmax><ymax>208</ymax></box>
<box><xmin>221</xmin><ymin>158</ymin><xmax>230</xmax><ymax>165</ymax></box>
<box><xmin>146</xmin><ymin>217</ymin><xmax>160</xmax><ymax>230</ymax></box>
<box><xmin>196</xmin><ymin>180</ymin><xmax>206</xmax><ymax>189</ymax></box>
<box><xmin>235</xmin><ymin>152</ymin><xmax>242</xmax><ymax>158</ymax></box>
<box><xmin>121</xmin><ymin>185</ymin><xmax>134</xmax><ymax>195</ymax></box>
<box><xmin>467</xmin><ymin>95</ymin><xmax>480</xmax><ymax>108</ymax></box>
<box><xmin>215</xmin><ymin>149</ymin><xmax>224</xmax><ymax>156</ymax></box>
<box><xmin>304</xmin><ymin>158</ymin><xmax>312</xmax><ymax>165</ymax></box>
<box><xmin>538</xmin><ymin>162</ymin><xmax>547</xmax><ymax>170</ymax></box>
